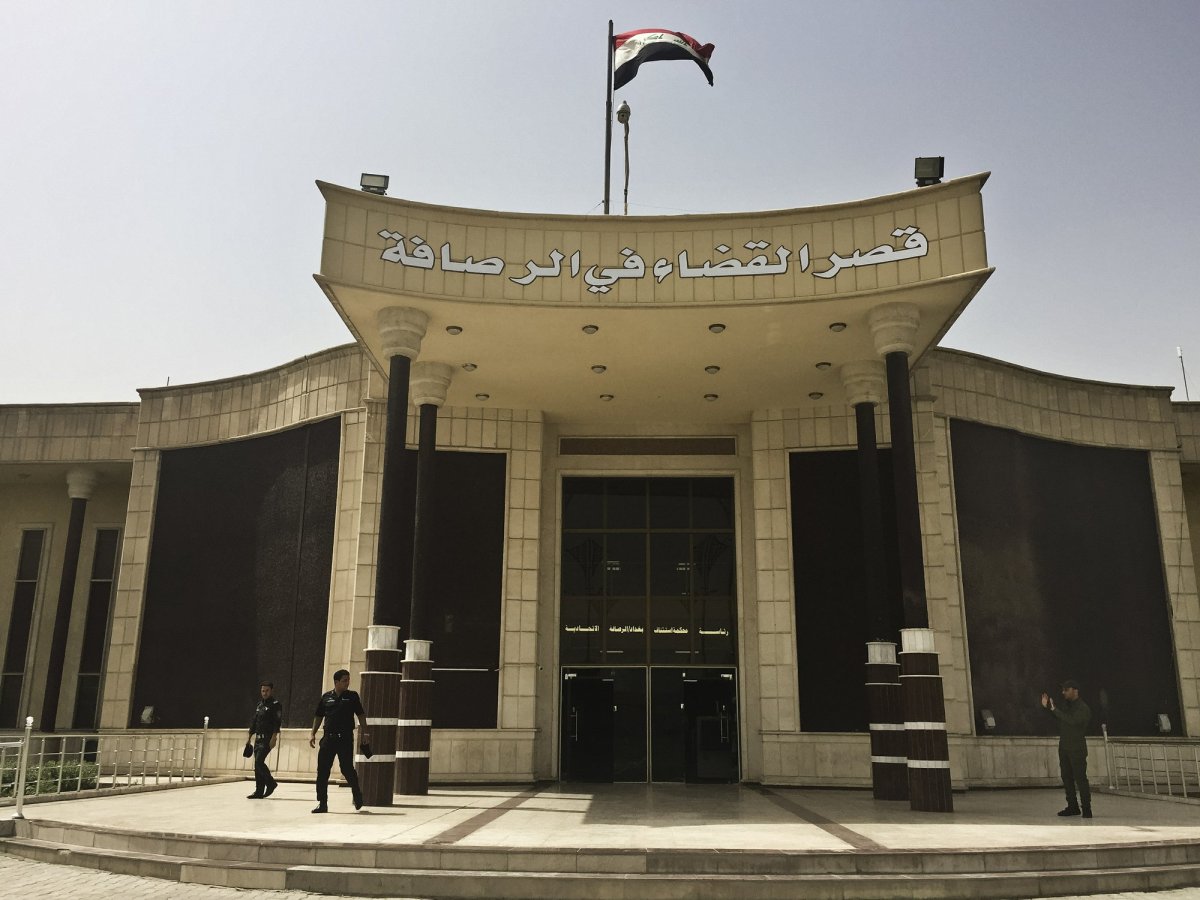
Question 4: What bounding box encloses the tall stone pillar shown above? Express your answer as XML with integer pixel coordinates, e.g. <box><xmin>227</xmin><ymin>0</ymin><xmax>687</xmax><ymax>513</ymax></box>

<box><xmin>358</xmin><ymin>307</ymin><xmax>427</xmax><ymax>807</ymax></box>
<box><xmin>41</xmin><ymin>468</ymin><xmax>98</xmax><ymax>732</ymax></box>
<box><xmin>841</xmin><ymin>361</ymin><xmax>906</xmax><ymax>801</ymax></box>
<box><xmin>396</xmin><ymin>361</ymin><xmax>453</xmax><ymax>796</ymax></box>
<box><xmin>867</xmin><ymin>302</ymin><xmax>953</xmax><ymax>813</ymax></box>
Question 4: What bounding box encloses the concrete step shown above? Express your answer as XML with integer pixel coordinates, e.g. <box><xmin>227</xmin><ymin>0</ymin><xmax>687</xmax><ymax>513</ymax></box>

<box><xmin>5</xmin><ymin>817</ymin><xmax>1200</xmax><ymax>899</ymax></box>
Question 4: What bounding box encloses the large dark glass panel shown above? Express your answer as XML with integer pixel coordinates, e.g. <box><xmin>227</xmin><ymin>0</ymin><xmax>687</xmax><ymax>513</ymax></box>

<box><xmin>605</xmin><ymin>597</ymin><xmax>646</xmax><ymax>662</ymax></box>
<box><xmin>562</xmin><ymin>477</ymin><xmax>603</xmax><ymax>531</ymax></box>
<box><xmin>650</xmin><ymin>596</ymin><xmax>691</xmax><ymax>663</ymax></box>
<box><xmin>790</xmin><ymin>449</ymin><xmax>900</xmax><ymax>732</ymax></box>
<box><xmin>606</xmin><ymin>479</ymin><xmax>646</xmax><ymax>529</ymax></box>
<box><xmin>650</xmin><ymin>667</ymin><xmax>687</xmax><ymax>782</ymax></box>
<box><xmin>16</xmin><ymin>530</ymin><xmax>44</xmax><ymax>581</ymax></box>
<box><xmin>951</xmin><ymin>419</ymin><xmax>1181</xmax><ymax>737</ymax></box>
<box><xmin>3</xmin><ymin>582</ymin><xmax>36</xmax><ymax>671</ymax></box>
<box><xmin>72</xmin><ymin>673</ymin><xmax>100</xmax><ymax>731</ymax></box>
<box><xmin>90</xmin><ymin>529</ymin><xmax>119</xmax><ymax>580</ymax></box>
<box><xmin>649</xmin><ymin>479</ymin><xmax>689</xmax><ymax>529</ymax></box>
<box><xmin>432</xmin><ymin>669</ymin><xmax>498</xmax><ymax>728</ymax></box>
<box><xmin>611</xmin><ymin>667</ymin><xmax>648</xmax><ymax>780</ymax></box>
<box><xmin>649</xmin><ymin>533</ymin><xmax>690</xmax><ymax>596</ymax></box>
<box><xmin>78</xmin><ymin>580</ymin><xmax>113</xmax><ymax>672</ymax></box>
<box><xmin>133</xmin><ymin>417</ymin><xmax>339</xmax><ymax>728</ymax></box>
<box><xmin>0</xmin><ymin>675</ymin><xmax>21</xmax><ymax>727</ymax></box>
<box><xmin>561</xmin><ymin>534</ymin><xmax>604</xmax><ymax>597</ymax></box>
<box><xmin>692</xmin><ymin>478</ymin><xmax>734</xmax><ymax>529</ymax></box>
<box><xmin>604</xmin><ymin>533</ymin><xmax>646</xmax><ymax>597</ymax></box>
<box><xmin>693</xmin><ymin>533</ymin><xmax>734</xmax><ymax>595</ymax></box>
<box><xmin>695</xmin><ymin>596</ymin><xmax>736</xmax><ymax>664</ymax></box>
<box><xmin>560</xmin><ymin>596</ymin><xmax>603</xmax><ymax>664</ymax></box>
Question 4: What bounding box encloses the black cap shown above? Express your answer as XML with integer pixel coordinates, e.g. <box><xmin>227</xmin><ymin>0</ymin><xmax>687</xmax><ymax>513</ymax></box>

<box><xmin>1060</xmin><ymin>679</ymin><xmax>1079</xmax><ymax>690</ymax></box>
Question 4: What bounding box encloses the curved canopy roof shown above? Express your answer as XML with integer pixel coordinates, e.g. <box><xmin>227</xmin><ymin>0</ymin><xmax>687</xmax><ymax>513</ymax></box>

<box><xmin>315</xmin><ymin>175</ymin><xmax>993</xmax><ymax>423</ymax></box>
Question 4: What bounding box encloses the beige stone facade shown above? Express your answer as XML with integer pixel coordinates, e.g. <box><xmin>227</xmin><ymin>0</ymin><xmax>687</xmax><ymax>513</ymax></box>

<box><xmin>2</xmin><ymin>176</ymin><xmax>1196</xmax><ymax>790</ymax></box>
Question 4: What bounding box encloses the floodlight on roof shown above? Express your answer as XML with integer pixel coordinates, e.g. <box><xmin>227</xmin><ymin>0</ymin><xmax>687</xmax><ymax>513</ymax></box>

<box><xmin>360</xmin><ymin>173</ymin><xmax>389</xmax><ymax>195</ymax></box>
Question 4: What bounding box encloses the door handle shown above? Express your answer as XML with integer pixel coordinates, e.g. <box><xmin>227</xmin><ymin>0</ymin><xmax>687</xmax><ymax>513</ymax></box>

<box><xmin>719</xmin><ymin>705</ymin><xmax>730</xmax><ymax>743</ymax></box>
<box><xmin>570</xmin><ymin>707</ymin><xmax>579</xmax><ymax>741</ymax></box>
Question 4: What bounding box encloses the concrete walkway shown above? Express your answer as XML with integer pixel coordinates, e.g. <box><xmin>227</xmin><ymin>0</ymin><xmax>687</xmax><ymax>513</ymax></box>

<box><xmin>5</xmin><ymin>780</ymin><xmax>1200</xmax><ymax>898</ymax></box>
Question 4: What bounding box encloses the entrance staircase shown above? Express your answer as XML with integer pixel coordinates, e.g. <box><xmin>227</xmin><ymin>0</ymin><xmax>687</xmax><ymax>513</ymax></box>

<box><xmin>4</xmin><ymin>815</ymin><xmax>1200</xmax><ymax>898</ymax></box>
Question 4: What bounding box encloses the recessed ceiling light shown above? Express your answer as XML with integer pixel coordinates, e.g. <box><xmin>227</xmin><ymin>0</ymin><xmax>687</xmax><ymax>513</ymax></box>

<box><xmin>828</xmin><ymin>322</ymin><xmax>847</xmax><ymax>332</ymax></box>
<box><xmin>708</xmin><ymin>323</ymin><xmax>726</xmax><ymax>333</ymax></box>
<box><xmin>809</xmin><ymin>391</ymin><xmax>824</xmax><ymax>400</ymax></box>
<box><xmin>600</xmin><ymin>394</ymin><xmax>614</xmax><ymax>401</ymax></box>
<box><xmin>815</xmin><ymin>361</ymin><xmax>832</xmax><ymax>370</ymax></box>
<box><xmin>446</xmin><ymin>325</ymin><xmax>463</xmax><ymax>335</ymax></box>
<box><xmin>704</xmin><ymin>393</ymin><xmax>719</xmax><ymax>401</ymax></box>
<box><xmin>475</xmin><ymin>393</ymin><xmax>490</xmax><ymax>401</ymax></box>
<box><xmin>591</xmin><ymin>365</ymin><xmax>607</xmax><ymax>374</ymax></box>
<box><xmin>462</xmin><ymin>363</ymin><xmax>477</xmax><ymax>372</ymax></box>
<box><xmin>704</xmin><ymin>365</ymin><xmax>721</xmax><ymax>375</ymax></box>
<box><xmin>582</xmin><ymin>324</ymin><xmax>599</xmax><ymax>334</ymax></box>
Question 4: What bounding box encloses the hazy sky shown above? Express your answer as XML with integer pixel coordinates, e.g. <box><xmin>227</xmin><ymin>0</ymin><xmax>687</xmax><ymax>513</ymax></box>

<box><xmin>2</xmin><ymin>1</ymin><xmax>1197</xmax><ymax>403</ymax></box>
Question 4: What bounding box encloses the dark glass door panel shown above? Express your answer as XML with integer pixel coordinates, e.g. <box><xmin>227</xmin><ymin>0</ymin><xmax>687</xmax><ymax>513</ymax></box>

<box><xmin>649</xmin><ymin>667</ymin><xmax>738</xmax><ymax>783</ymax></box>
<box><xmin>561</xmin><ymin>668</ymin><xmax>647</xmax><ymax>782</ymax></box>
<box><xmin>685</xmin><ymin>670</ymin><xmax>739</xmax><ymax>783</ymax></box>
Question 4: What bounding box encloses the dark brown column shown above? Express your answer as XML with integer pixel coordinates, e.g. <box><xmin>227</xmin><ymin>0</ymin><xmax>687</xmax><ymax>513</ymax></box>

<box><xmin>843</xmin><ymin>361</ymin><xmax>907</xmax><ymax>801</ymax></box>
<box><xmin>41</xmin><ymin>470</ymin><xmax>96</xmax><ymax>732</ymax></box>
<box><xmin>871</xmin><ymin>303</ymin><xmax>953</xmax><ymax>813</ymax></box>
<box><xmin>359</xmin><ymin>308</ymin><xmax>427</xmax><ymax>806</ymax></box>
<box><xmin>396</xmin><ymin>362</ymin><xmax>452</xmax><ymax>796</ymax></box>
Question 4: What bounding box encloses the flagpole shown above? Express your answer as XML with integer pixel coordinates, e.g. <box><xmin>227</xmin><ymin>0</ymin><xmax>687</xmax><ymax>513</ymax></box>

<box><xmin>604</xmin><ymin>19</ymin><xmax>613</xmax><ymax>215</ymax></box>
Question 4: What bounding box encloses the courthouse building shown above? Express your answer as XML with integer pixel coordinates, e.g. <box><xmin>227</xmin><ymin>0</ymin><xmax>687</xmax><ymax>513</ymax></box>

<box><xmin>2</xmin><ymin>173</ymin><xmax>1198</xmax><ymax>788</ymax></box>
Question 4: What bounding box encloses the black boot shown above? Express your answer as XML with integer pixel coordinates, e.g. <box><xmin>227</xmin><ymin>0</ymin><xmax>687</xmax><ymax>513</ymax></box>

<box><xmin>1057</xmin><ymin>805</ymin><xmax>1081</xmax><ymax>817</ymax></box>
<box><xmin>1081</xmin><ymin>806</ymin><xmax>1092</xmax><ymax>818</ymax></box>
<box><xmin>311</xmin><ymin>803</ymin><xmax>328</xmax><ymax>814</ymax></box>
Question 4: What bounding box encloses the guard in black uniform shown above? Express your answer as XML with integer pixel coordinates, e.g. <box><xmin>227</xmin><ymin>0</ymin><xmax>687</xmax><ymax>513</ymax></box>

<box><xmin>308</xmin><ymin>668</ymin><xmax>369</xmax><ymax>813</ymax></box>
<box><xmin>246</xmin><ymin>681</ymin><xmax>282</xmax><ymax>799</ymax></box>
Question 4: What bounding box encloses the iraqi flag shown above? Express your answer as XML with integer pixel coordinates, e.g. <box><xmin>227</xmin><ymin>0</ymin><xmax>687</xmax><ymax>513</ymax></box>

<box><xmin>612</xmin><ymin>29</ymin><xmax>715</xmax><ymax>90</ymax></box>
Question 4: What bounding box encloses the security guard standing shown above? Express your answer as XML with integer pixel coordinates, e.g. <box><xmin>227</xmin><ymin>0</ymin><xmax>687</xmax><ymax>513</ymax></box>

<box><xmin>246</xmin><ymin>680</ymin><xmax>282</xmax><ymax>799</ymax></box>
<box><xmin>1041</xmin><ymin>679</ymin><xmax>1093</xmax><ymax>818</ymax></box>
<box><xmin>308</xmin><ymin>668</ymin><xmax>368</xmax><ymax>813</ymax></box>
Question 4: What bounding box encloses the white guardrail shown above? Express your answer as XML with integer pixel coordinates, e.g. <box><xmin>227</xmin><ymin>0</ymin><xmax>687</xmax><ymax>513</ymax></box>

<box><xmin>1103</xmin><ymin>724</ymin><xmax>1200</xmax><ymax>800</ymax></box>
<box><xmin>1</xmin><ymin>716</ymin><xmax>211</xmax><ymax>817</ymax></box>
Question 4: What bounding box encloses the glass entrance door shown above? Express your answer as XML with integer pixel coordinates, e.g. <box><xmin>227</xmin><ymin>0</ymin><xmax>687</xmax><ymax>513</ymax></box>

<box><xmin>559</xmin><ymin>477</ymin><xmax>739</xmax><ymax>783</ymax></box>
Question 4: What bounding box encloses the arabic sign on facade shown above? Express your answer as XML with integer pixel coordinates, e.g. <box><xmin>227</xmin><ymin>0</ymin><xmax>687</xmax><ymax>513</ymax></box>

<box><xmin>376</xmin><ymin>226</ymin><xmax>930</xmax><ymax>293</ymax></box>
<box><xmin>317</xmin><ymin>176</ymin><xmax>988</xmax><ymax>305</ymax></box>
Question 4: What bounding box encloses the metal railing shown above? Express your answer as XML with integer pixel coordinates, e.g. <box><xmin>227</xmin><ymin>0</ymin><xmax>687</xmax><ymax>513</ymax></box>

<box><xmin>1103</xmin><ymin>725</ymin><xmax>1200</xmax><ymax>799</ymax></box>
<box><xmin>2</xmin><ymin>715</ymin><xmax>210</xmax><ymax>814</ymax></box>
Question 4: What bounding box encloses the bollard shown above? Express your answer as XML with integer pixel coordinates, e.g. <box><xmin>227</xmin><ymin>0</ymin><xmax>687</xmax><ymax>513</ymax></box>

<box><xmin>13</xmin><ymin>717</ymin><xmax>33</xmax><ymax>820</ymax></box>
<box><xmin>197</xmin><ymin>716</ymin><xmax>209</xmax><ymax>781</ymax></box>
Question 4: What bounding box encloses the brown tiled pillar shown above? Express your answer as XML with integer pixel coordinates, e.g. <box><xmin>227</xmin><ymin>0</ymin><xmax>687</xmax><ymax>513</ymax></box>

<box><xmin>396</xmin><ymin>362</ymin><xmax>452</xmax><ymax>796</ymax></box>
<box><xmin>359</xmin><ymin>308</ymin><xmax>427</xmax><ymax>807</ymax></box>
<box><xmin>41</xmin><ymin>468</ymin><xmax>97</xmax><ymax>732</ymax></box>
<box><xmin>842</xmin><ymin>361</ymin><xmax>906</xmax><ymax>800</ymax></box>
<box><xmin>869</xmin><ymin>302</ymin><xmax>953</xmax><ymax>813</ymax></box>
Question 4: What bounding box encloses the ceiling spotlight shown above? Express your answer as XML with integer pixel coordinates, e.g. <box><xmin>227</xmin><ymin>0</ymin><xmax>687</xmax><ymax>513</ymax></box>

<box><xmin>708</xmin><ymin>323</ymin><xmax>726</xmax><ymax>333</ymax></box>
<box><xmin>475</xmin><ymin>393</ymin><xmax>490</xmax><ymax>401</ymax></box>
<box><xmin>828</xmin><ymin>322</ymin><xmax>847</xmax><ymax>332</ymax></box>
<box><xmin>815</xmin><ymin>361</ymin><xmax>832</xmax><ymax>370</ymax></box>
<box><xmin>809</xmin><ymin>391</ymin><xmax>824</xmax><ymax>400</ymax></box>
<box><xmin>600</xmin><ymin>394</ymin><xmax>614</xmax><ymax>401</ymax></box>
<box><xmin>704</xmin><ymin>393</ymin><xmax>719</xmax><ymax>401</ymax></box>
<box><xmin>704</xmin><ymin>365</ymin><xmax>721</xmax><ymax>375</ymax></box>
<box><xmin>582</xmin><ymin>324</ymin><xmax>599</xmax><ymax>334</ymax></box>
<box><xmin>591</xmin><ymin>365</ymin><xmax>607</xmax><ymax>374</ymax></box>
<box><xmin>446</xmin><ymin>325</ymin><xmax>463</xmax><ymax>335</ymax></box>
<box><xmin>462</xmin><ymin>363</ymin><xmax>477</xmax><ymax>372</ymax></box>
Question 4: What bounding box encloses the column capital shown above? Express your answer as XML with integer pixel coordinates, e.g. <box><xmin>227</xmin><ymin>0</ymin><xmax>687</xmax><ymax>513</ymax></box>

<box><xmin>377</xmin><ymin>307</ymin><xmax>430</xmax><ymax>360</ymax></box>
<box><xmin>410</xmin><ymin>361</ymin><xmax>453</xmax><ymax>408</ymax></box>
<box><xmin>840</xmin><ymin>359</ymin><xmax>886</xmax><ymax>407</ymax></box>
<box><xmin>867</xmin><ymin>302</ymin><xmax>920</xmax><ymax>357</ymax></box>
<box><xmin>66</xmin><ymin>468</ymin><xmax>98</xmax><ymax>501</ymax></box>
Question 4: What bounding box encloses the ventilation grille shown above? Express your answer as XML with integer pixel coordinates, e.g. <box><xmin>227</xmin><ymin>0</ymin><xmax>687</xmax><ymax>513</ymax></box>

<box><xmin>559</xmin><ymin>437</ymin><xmax>736</xmax><ymax>456</ymax></box>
